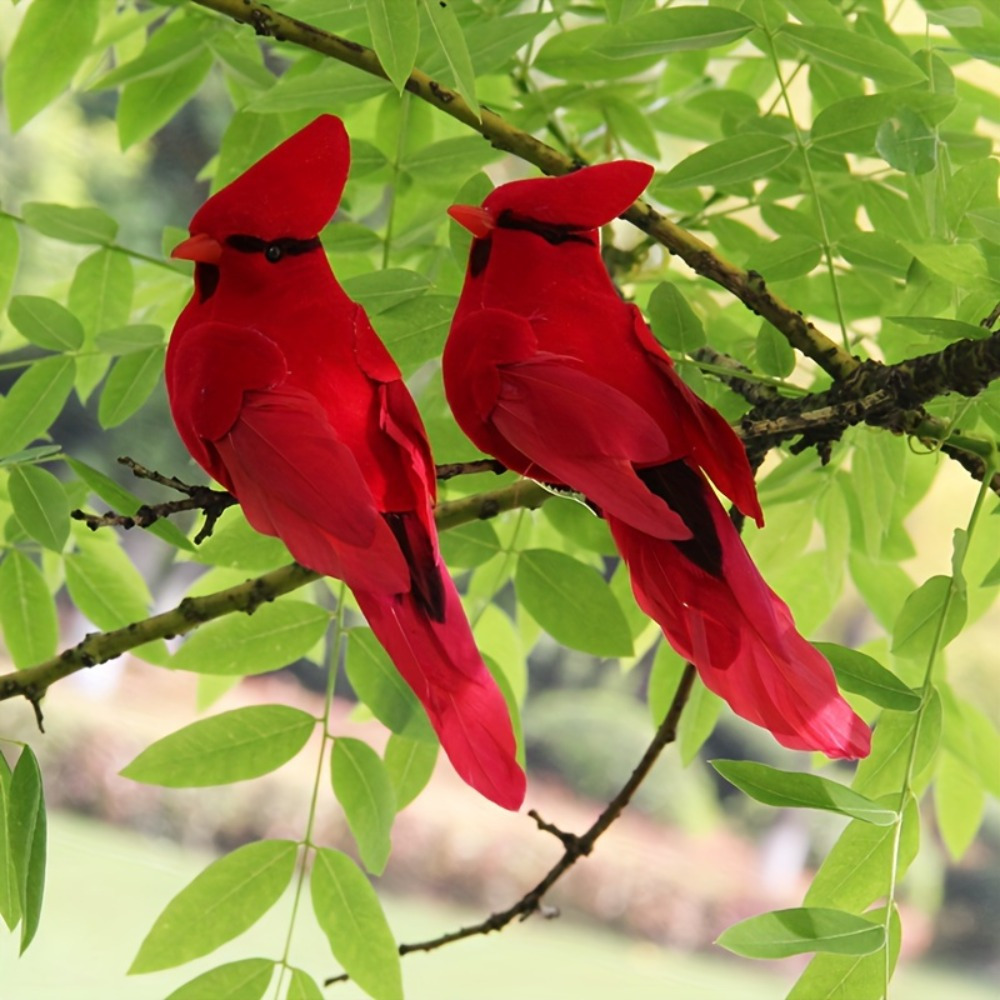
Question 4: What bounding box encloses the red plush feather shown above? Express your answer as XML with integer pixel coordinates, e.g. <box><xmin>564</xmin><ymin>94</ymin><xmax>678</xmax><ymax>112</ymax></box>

<box><xmin>167</xmin><ymin>115</ymin><xmax>525</xmax><ymax>810</ymax></box>
<box><xmin>444</xmin><ymin>161</ymin><xmax>870</xmax><ymax>761</ymax></box>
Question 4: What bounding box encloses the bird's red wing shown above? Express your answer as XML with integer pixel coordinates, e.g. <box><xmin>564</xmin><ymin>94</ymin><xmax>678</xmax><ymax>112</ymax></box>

<box><xmin>626</xmin><ymin>307</ymin><xmax>764</xmax><ymax>526</ymax></box>
<box><xmin>468</xmin><ymin>311</ymin><xmax>692</xmax><ymax>539</ymax></box>
<box><xmin>167</xmin><ymin>322</ymin><xmax>289</xmax><ymax>483</ymax></box>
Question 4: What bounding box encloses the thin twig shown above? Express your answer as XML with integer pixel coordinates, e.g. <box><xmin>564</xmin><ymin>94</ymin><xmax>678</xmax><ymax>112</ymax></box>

<box><xmin>325</xmin><ymin>664</ymin><xmax>698</xmax><ymax>985</ymax></box>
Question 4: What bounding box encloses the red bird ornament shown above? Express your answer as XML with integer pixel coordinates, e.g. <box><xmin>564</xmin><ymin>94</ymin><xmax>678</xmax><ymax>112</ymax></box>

<box><xmin>166</xmin><ymin>115</ymin><xmax>525</xmax><ymax>809</ymax></box>
<box><xmin>444</xmin><ymin>162</ymin><xmax>870</xmax><ymax>760</ymax></box>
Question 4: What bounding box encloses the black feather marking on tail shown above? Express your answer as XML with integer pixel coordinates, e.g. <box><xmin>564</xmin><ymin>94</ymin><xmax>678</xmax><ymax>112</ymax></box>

<box><xmin>637</xmin><ymin>461</ymin><xmax>724</xmax><ymax>578</ymax></box>
<box><xmin>383</xmin><ymin>512</ymin><xmax>447</xmax><ymax>622</ymax></box>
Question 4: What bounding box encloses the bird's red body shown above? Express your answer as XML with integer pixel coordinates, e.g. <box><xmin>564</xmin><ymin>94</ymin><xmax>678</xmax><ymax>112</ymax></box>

<box><xmin>444</xmin><ymin>162</ymin><xmax>870</xmax><ymax>759</ymax></box>
<box><xmin>167</xmin><ymin>115</ymin><xmax>524</xmax><ymax>809</ymax></box>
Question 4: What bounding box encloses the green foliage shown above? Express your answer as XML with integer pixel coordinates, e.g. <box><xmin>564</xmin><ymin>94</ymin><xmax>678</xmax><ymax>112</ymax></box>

<box><xmin>120</xmin><ymin>705</ymin><xmax>317</xmax><ymax>786</ymax></box>
<box><xmin>130</xmin><ymin>839</ymin><xmax>297</xmax><ymax>972</ymax></box>
<box><xmin>0</xmin><ymin>0</ymin><xmax>998</xmax><ymax>996</ymax></box>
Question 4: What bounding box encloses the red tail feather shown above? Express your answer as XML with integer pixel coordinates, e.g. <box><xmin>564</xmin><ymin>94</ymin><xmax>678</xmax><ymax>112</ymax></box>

<box><xmin>356</xmin><ymin>582</ymin><xmax>525</xmax><ymax>810</ymax></box>
<box><xmin>609</xmin><ymin>492</ymin><xmax>870</xmax><ymax>760</ymax></box>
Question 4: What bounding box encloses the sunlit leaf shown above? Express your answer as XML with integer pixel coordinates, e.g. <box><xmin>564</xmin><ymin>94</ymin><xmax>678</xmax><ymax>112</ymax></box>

<box><xmin>331</xmin><ymin>738</ymin><xmax>396</xmax><ymax>875</ymax></box>
<box><xmin>121</xmin><ymin>705</ymin><xmax>315</xmax><ymax>787</ymax></box>
<box><xmin>712</xmin><ymin>761</ymin><xmax>897</xmax><ymax>825</ymax></box>
<box><xmin>130</xmin><ymin>840</ymin><xmax>297</xmax><ymax>973</ymax></box>
<box><xmin>7</xmin><ymin>295</ymin><xmax>85</xmax><ymax>351</ymax></box>
<box><xmin>3</xmin><ymin>0</ymin><xmax>99</xmax><ymax>130</ymax></box>
<box><xmin>8</xmin><ymin>465</ymin><xmax>69</xmax><ymax>552</ymax></box>
<box><xmin>164</xmin><ymin>959</ymin><xmax>275</xmax><ymax>1000</ymax></box>
<box><xmin>0</xmin><ymin>552</ymin><xmax>59</xmax><ymax>669</ymax></box>
<box><xmin>20</xmin><ymin>202</ymin><xmax>118</xmax><ymax>245</ymax></box>
<box><xmin>516</xmin><ymin>548</ymin><xmax>633</xmax><ymax>657</ymax></box>
<box><xmin>311</xmin><ymin>848</ymin><xmax>402</xmax><ymax>1000</ymax></box>
<box><xmin>718</xmin><ymin>907</ymin><xmax>884</xmax><ymax>959</ymax></box>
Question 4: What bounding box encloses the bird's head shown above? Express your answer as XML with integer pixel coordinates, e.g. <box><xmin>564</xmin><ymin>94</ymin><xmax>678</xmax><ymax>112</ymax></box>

<box><xmin>448</xmin><ymin>160</ymin><xmax>654</xmax><ymax>260</ymax></box>
<box><xmin>172</xmin><ymin>115</ymin><xmax>349</xmax><ymax>301</ymax></box>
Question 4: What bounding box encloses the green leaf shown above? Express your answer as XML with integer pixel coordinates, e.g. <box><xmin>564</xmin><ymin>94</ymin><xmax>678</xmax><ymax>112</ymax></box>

<box><xmin>341</xmin><ymin>269</ymin><xmax>430</xmax><ymax>315</ymax></box>
<box><xmin>782</xmin><ymin>25</ymin><xmax>927</xmax><ymax>87</ymax></box>
<box><xmin>67</xmin><ymin>457</ymin><xmax>194</xmax><ymax>552</ymax></box>
<box><xmin>98</xmin><ymin>347</ymin><xmax>166</xmax><ymax>428</ymax></box>
<box><xmin>596</xmin><ymin>6</ymin><xmax>755</xmax><ymax>59</ymax></box>
<box><xmin>130</xmin><ymin>840</ymin><xmax>297</xmax><ymax>973</ymax></box>
<box><xmin>188</xmin><ymin>509</ymin><xmax>288</xmax><ymax>570</ymax></box>
<box><xmin>876</xmin><ymin>107</ymin><xmax>937</xmax><ymax>175</ymax></box>
<box><xmin>854</xmin><ymin>693</ymin><xmax>942</xmax><ymax>799</ymax></box>
<box><xmin>383</xmin><ymin>734</ymin><xmax>438</xmax><ymax>810</ymax></box>
<box><xmin>0</xmin><ymin>752</ymin><xmax>18</xmax><ymax>931</ymax></box>
<box><xmin>95</xmin><ymin>324</ymin><xmax>164</xmax><ymax>355</ymax></box>
<box><xmin>659</xmin><ymin>134</ymin><xmax>794</xmax><ymax>189</ymax></box>
<box><xmin>402</xmin><ymin>137</ymin><xmax>502</xmax><ymax>191</ymax></box>
<box><xmin>891</xmin><ymin>575</ymin><xmax>967</xmax><ymax>659</ymax></box>
<box><xmin>755</xmin><ymin>323</ymin><xmax>796</xmax><ymax>377</ymax></box>
<box><xmin>886</xmin><ymin>316</ymin><xmax>986</xmax><ymax>341</ymax></box>
<box><xmin>934</xmin><ymin>750</ymin><xmax>985</xmax><ymax>860</ymax></box>
<box><xmin>20</xmin><ymin>202</ymin><xmax>118</xmax><ymax>245</ymax></box>
<box><xmin>902</xmin><ymin>240</ymin><xmax>988</xmax><ymax>287</ymax></box>
<box><xmin>249</xmin><ymin>62</ymin><xmax>391</xmax><ymax>113</ymax></box>
<box><xmin>166</xmin><ymin>960</ymin><xmax>275</xmax><ymax>1000</ymax></box>
<box><xmin>0</xmin><ymin>551</ymin><xmax>59</xmax><ymax>669</ymax></box>
<box><xmin>286</xmin><ymin>967</ymin><xmax>325</xmax><ymax>1000</ymax></box>
<box><xmin>0</xmin><ymin>355</ymin><xmax>76</xmax><ymax>455</ymax></box>
<box><xmin>0</xmin><ymin>217</ymin><xmax>20</xmax><ymax>312</ymax></box>
<box><xmin>64</xmin><ymin>540</ymin><xmax>152</xmax><ymax>629</ymax></box>
<box><xmin>418</xmin><ymin>0</ymin><xmax>479</xmax><ymax>118</ymax></box>
<box><xmin>424</xmin><ymin>13</ymin><xmax>554</xmax><ymax>78</ymax></box>
<box><xmin>815</xmin><ymin>642</ymin><xmax>921</xmax><ymax>711</ymax></box>
<box><xmin>171</xmin><ymin>600</ymin><xmax>329</xmax><ymax>676</ymax></box>
<box><xmin>712</xmin><ymin>761</ymin><xmax>896</xmax><ymax>824</ymax></box>
<box><xmin>348</xmin><ymin>138</ymin><xmax>389</xmax><ymax>178</ymax></box>
<box><xmin>117</xmin><ymin>46</ymin><xmax>214</xmax><ymax>149</ymax></box>
<box><xmin>3</xmin><ymin>0</ymin><xmax>99</xmax><ymax>130</ymax></box>
<box><xmin>788</xmin><ymin>905</ymin><xmax>902</xmax><ymax>1000</ymax></box>
<box><xmin>647</xmin><ymin>281</ymin><xmax>706</xmax><ymax>352</ymax></box>
<box><xmin>331</xmin><ymin>738</ymin><xmax>396</xmax><ymax>875</ymax></box>
<box><xmin>69</xmin><ymin>248</ymin><xmax>133</xmax><ymax>402</ymax></box>
<box><xmin>8</xmin><ymin>465</ymin><xmax>70</xmax><ymax>552</ymax></box>
<box><xmin>718</xmin><ymin>907</ymin><xmax>884</xmax><ymax>959</ymax></box>
<box><xmin>516</xmin><ymin>548</ymin><xmax>633</xmax><ymax>657</ymax></box>
<box><xmin>374</xmin><ymin>294</ymin><xmax>456</xmax><ymax>374</ymax></box>
<box><xmin>438</xmin><ymin>519</ymin><xmax>501</xmax><ymax>568</ymax></box>
<box><xmin>812</xmin><ymin>94</ymin><xmax>898</xmax><ymax>153</ymax></box>
<box><xmin>679</xmin><ymin>674</ymin><xmax>722</xmax><ymax>765</ymax></box>
<box><xmin>806</xmin><ymin>796</ymin><xmax>919</xmax><ymax>912</ymax></box>
<box><xmin>121</xmin><ymin>705</ymin><xmax>316</xmax><ymax>787</ymax></box>
<box><xmin>310</xmin><ymin>848</ymin><xmax>403</xmax><ymax>1000</ymax></box>
<box><xmin>8</xmin><ymin>747</ymin><xmax>45</xmax><ymax>953</ymax></box>
<box><xmin>367</xmin><ymin>0</ymin><xmax>419</xmax><ymax>93</ymax></box>
<box><xmin>345</xmin><ymin>628</ymin><xmax>432</xmax><ymax>740</ymax></box>
<box><xmin>7</xmin><ymin>295</ymin><xmax>85</xmax><ymax>351</ymax></box>
<box><xmin>749</xmin><ymin>235</ymin><xmax>823</xmax><ymax>281</ymax></box>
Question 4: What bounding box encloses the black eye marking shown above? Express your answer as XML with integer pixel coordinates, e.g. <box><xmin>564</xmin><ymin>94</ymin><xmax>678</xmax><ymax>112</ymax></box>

<box><xmin>495</xmin><ymin>210</ymin><xmax>596</xmax><ymax>247</ymax></box>
<box><xmin>196</xmin><ymin>262</ymin><xmax>220</xmax><ymax>302</ymax></box>
<box><xmin>469</xmin><ymin>236</ymin><xmax>492</xmax><ymax>277</ymax></box>
<box><xmin>225</xmin><ymin>234</ymin><xmax>323</xmax><ymax>261</ymax></box>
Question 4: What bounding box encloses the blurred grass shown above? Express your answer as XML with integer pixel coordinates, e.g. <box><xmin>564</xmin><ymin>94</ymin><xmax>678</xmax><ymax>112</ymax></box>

<box><xmin>1</xmin><ymin>811</ymin><xmax>996</xmax><ymax>1000</ymax></box>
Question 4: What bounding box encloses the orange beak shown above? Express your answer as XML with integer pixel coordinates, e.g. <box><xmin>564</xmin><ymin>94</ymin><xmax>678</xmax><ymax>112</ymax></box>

<box><xmin>448</xmin><ymin>204</ymin><xmax>495</xmax><ymax>239</ymax></box>
<box><xmin>171</xmin><ymin>232</ymin><xmax>223</xmax><ymax>263</ymax></box>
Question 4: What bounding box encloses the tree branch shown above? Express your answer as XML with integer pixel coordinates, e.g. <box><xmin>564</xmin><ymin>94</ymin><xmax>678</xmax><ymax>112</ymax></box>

<box><xmin>0</xmin><ymin>480</ymin><xmax>554</xmax><ymax>711</ymax></box>
<box><xmin>325</xmin><ymin>663</ymin><xmax>698</xmax><ymax>986</ymax></box>
<box><xmin>183</xmin><ymin>0</ymin><xmax>1000</xmax><ymax>491</ymax></box>
<box><xmin>187</xmin><ymin>0</ymin><xmax>855</xmax><ymax>381</ymax></box>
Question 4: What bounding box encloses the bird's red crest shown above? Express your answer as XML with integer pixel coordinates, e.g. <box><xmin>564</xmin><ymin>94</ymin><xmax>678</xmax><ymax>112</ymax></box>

<box><xmin>483</xmin><ymin>160</ymin><xmax>654</xmax><ymax>229</ymax></box>
<box><xmin>189</xmin><ymin>114</ymin><xmax>350</xmax><ymax>240</ymax></box>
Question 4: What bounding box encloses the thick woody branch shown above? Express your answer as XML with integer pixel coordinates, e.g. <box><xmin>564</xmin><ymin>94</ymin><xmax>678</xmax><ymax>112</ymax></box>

<box><xmin>326</xmin><ymin>664</ymin><xmax>698</xmax><ymax>985</ymax></box>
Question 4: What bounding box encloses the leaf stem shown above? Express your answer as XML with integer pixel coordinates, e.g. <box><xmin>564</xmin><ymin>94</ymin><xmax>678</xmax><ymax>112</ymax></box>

<box><xmin>273</xmin><ymin>585</ymin><xmax>346</xmax><ymax>999</ymax></box>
